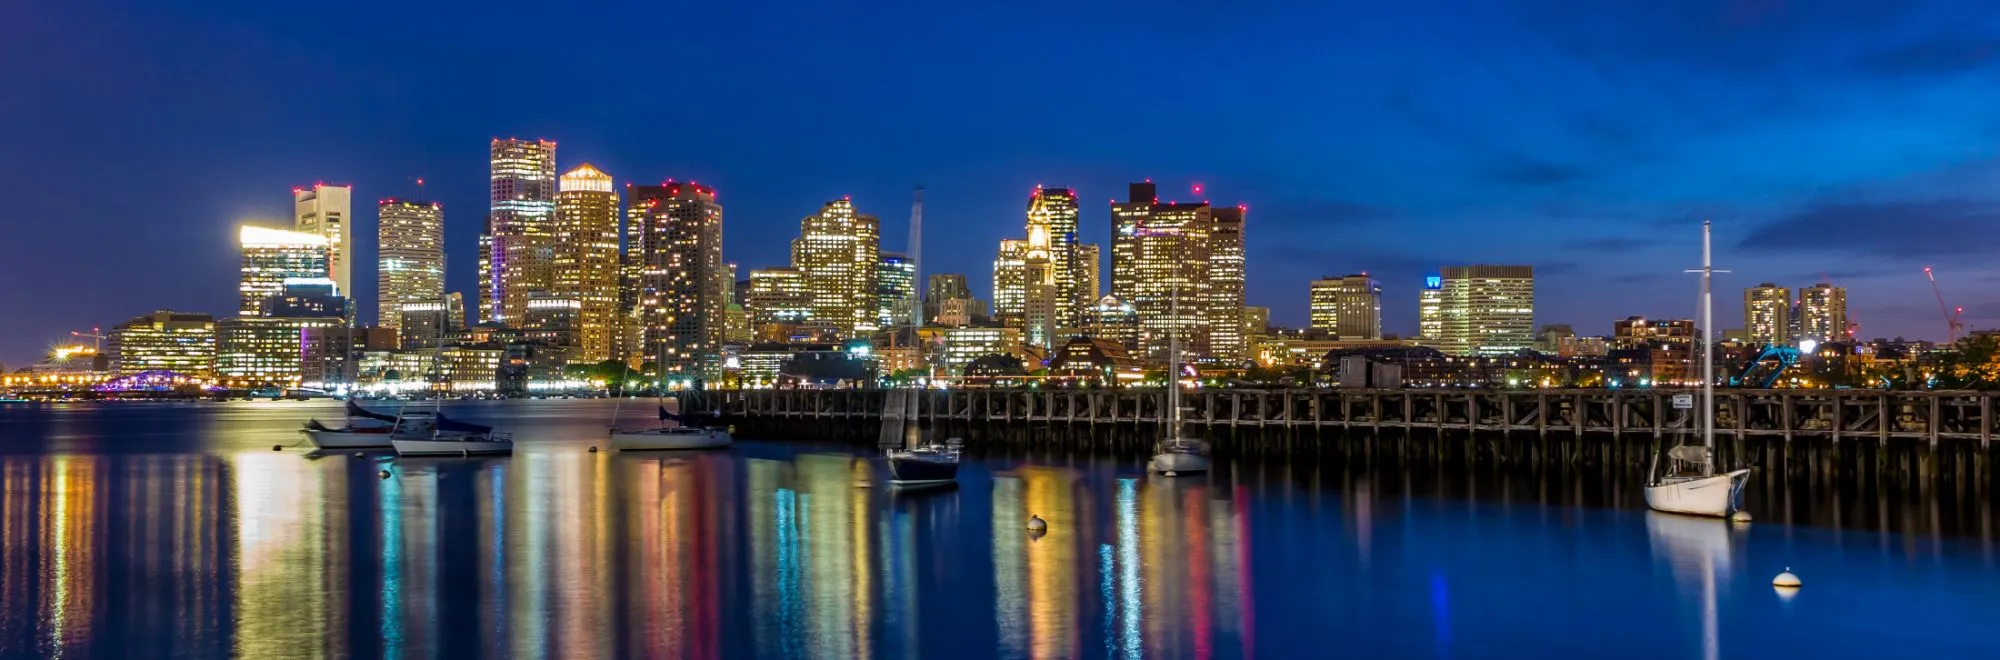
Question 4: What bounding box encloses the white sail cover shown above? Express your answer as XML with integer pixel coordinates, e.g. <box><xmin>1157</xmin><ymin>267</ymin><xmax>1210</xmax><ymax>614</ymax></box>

<box><xmin>1668</xmin><ymin>445</ymin><xmax>1711</xmax><ymax>464</ymax></box>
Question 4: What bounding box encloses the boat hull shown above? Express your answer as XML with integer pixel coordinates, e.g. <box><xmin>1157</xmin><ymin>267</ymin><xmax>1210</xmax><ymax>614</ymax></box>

<box><xmin>611</xmin><ymin>428</ymin><xmax>732</xmax><ymax>450</ymax></box>
<box><xmin>887</xmin><ymin>454</ymin><xmax>959</xmax><ymax>485</ymax></box>
<box><xmin>392</xmin><ymin>438</ymin><xmax>513</xmax><ymax>456</ymax></box>
<box><xmin>1149</xmin><ymin>451</ymin><xmax>1211</xmax><ymax>475</ymax></box>
<box><xmin>306</xmin><ymin>429</ymin><xmax>394</xmax><ymax>450</ymax></box>
<box><xmin>1645</xmin><ymin>469</ymin><xmax>1751</xmax><ymax>517</ymax></box>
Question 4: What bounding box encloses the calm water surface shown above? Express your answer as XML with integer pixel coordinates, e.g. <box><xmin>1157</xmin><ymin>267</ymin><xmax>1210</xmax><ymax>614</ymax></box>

<box><xmin>1</xmin><ymin>400</ymin><xmax>1996</xmax><ymax>659</ymax></box>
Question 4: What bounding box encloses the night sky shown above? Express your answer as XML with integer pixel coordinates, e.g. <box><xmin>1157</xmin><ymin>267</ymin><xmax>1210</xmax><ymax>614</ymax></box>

<box><xmin>5</xmin><ymin>0</ymin><xmax>1999</xmax><ymax>367</ymax></box>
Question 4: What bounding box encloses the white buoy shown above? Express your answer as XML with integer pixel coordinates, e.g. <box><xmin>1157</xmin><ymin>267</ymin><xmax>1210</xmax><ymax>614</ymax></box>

<box><xmin>1773</xmin><ymin>568</ymin><xmax>1802</xmax><ymax>588</ymax></box>
<box><xmin>1026</xmin><ymin>515</ymin><xmax>1048</xmax><ymax>532</ymax></box>
<box><xmin>1164</xmin><ymin>471</ymin><xmax>1178</xmax><ymax>477</ymax></box>
<box><xmin>352</xmin><ymin>451</ymin><xmax>364</xmax><ymax>458</ymax></box>
<box><xmin>1731</xmin><ymin>510</ymin><xmax>1753</xmax><ymax>523</ymax></box>
<box><xmin>378</xmin><ymin>469</ymin><xmax>392</xmax><ymax>480</ymax></box>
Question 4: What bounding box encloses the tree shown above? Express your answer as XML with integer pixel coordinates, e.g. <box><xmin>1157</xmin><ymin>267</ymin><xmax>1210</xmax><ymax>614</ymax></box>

<box><xmin>1931</xmin><ymin>333</ymin><xmax>2000</xmax><ymax>389</ymax></box>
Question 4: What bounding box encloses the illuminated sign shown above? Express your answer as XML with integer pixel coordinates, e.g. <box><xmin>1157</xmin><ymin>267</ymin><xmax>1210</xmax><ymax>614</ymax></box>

<box><xmin>1424</xmin><ymin>275</ymin><xmax>1442</xmax><ymax>290</ymax></box>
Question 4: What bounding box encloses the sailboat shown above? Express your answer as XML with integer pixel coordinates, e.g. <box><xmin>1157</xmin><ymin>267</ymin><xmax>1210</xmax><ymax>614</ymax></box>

<box><xmin>611</xmin><ymin>397</ymin><xmax>732</xmax><ymax>450</ymax></box>
<box><xmin>885</xmin><ymin>388</ymin><xmax>961</xmax><ymax>485</ymax></box>
<box><xmin>301</xmin><ymin>399</ymin><xmax>399</xmax><ymax>449</ymax></box>
<box><xmin>391</xmin><ymin>297</ymin><xmax>514</xmax><ymax>457</ymax></box>
<box><xmin>1645</xmin><ymin>221</ymin><xmax>1750</xmax><ymax>517</ymax></box>
<box><xmin>1149</xmin><ymin>285</ymin><xmax>1210</xmax><ymax>475</ymax></box>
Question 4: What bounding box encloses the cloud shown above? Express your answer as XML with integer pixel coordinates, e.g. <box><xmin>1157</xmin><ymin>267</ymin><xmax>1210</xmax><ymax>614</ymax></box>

<box><xmin>1738</xmin><ymin>199</ymin><xmax>2000</xmax><ymax>264</ymax></box>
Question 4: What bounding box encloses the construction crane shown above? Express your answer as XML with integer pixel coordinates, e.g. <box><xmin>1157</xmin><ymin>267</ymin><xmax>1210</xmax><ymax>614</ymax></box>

<box><xmin>1924</xmin><ymin>267</ymin><xmax>1965</xmax><ymax>343</ymax></box>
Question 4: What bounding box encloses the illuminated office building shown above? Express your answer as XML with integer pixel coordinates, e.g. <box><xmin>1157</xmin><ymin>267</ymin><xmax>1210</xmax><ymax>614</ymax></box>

<box><xmin>553</xmin><ymin>164</ymin><xmax>621</xmax><ymax>362</ymax></box>
<box><xmin>877</xmin><ymin>253</ymin><xmax>917</xmax><ymax>329</ymax></box>
<box><xmin>1798</xmin><ymin>283</ymin><xmax>1849</xmax><ymax>343</ymax></box>
<box><xmin>941</xmin><ymin>327</ymin><xmax>1022</xmax><ymax>377</ymax></box>
<box><xmin>1025</xmin><ymin>187</ymin><xmax>1096</xmax><ymax>326</ymax></box>
<box><xmin>238</xmin><ymin>225</ymin><xmax>329</xmax><ymax>317</ymax></box>
<box><xmin>108</xmin><ymin>310</ymin><xmax>216</xmax><ymax>377</ymax></box>
<box><xmin>216</xmin><ymin>316</ymin><xmax>342</xmax><ymax>387</ymax></box>
<box><xmin>992</xmin><ymin>239</ymin><xmax>1028</xmax><ymax>330</ymax></box>
<box><xmin>293</xmin><ymin>183</ymin><xmax>352</xmax><ymax>296</ymax></box>
<box><xmin>1110</xmin><ymin>182</ymin><xmax>1245</xmax><ymax>364</ymax></box>
<box><xmin>746</xmin><ymin>267</ymin><xmax>812</xmax><ymax>340</ymax></box>
<box><xmin>1081</xmin><ymin>294</ymin><xmax>1139</xmax><ymax>351</ymax></box>
<box><xmin>521</xmin><ymin>293</ymin><xmax>582</xmax><ymax>363</ymax></box>
<box><xmin>1427</xmin><ymin>265</ymin><xmax>1535</xmax><ymax>356</ymax></box>
<box><xmin>479</xmin><ymin>138</ymin><xmax>557</xmax><ymax>324</ymax></box>
<box><xmin>629</xmin><ymin>181</ymin><xmax>726</xmax><ymax>375</ymax></box>
<box><xmin>1418</xmin><ymin>274</ymin><xmax>1444</xmax><ymax>344</ymax></box>
<box><xmin>1309</xmin><ymin>274</ymin><xmax>1382</xmax><ymax>339</ymax></box>
<box><xmin>790</xmin><ymin>199</ymin><xmax>880</xmax><ymax>338</ymax></box>
<box><xmin>375</xmin><ymin>198</ymin><xmax>444</xmax><ymax>333</ymax></box>
<box><xmin>1743</xmin><ymin>283</ymin><xmax>1791</xmax><ymax>347</ymax></box>
<box><xmin>397</xmin><ymin>292</ymin><xmax>465</xmax><ymax>350</ymax></box>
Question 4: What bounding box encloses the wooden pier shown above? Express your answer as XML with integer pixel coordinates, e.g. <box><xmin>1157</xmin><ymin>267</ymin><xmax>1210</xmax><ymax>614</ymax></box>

<box><xmin>697</xmin><ymin>387</ymin><xmax>1997</xmax><ymax>446</ymax></box>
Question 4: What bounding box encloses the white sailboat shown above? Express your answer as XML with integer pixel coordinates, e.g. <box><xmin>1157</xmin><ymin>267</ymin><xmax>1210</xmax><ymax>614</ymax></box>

<box><xmin>1645</xmin><ymin>221</ymin><xmax>1750</xmax><ymax>517</ymax></box>
<box><xmin>609</xmin><ymin>342</ymin><xmax>732</xmax><ymax>451</ymax></box>
<box><xmin>301</xmin><ymin>399</ymin><xmax>399</xmax><ymax>449</ymax></box>
<box><xmin>1149</xmin><ymin>285</ymin><xmax>1210</xmax><ymax>476</ymax></box>
<box><xmin>391</xmin><ymin>297</ymin><xmax>513</xmax><ymax>457</ymax></box>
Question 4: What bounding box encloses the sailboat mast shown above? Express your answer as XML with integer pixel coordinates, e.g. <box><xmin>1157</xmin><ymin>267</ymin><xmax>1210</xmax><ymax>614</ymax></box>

<box><xmin>1168</xmin><ymin>283</ymin><xmax>1180</xmax><ymax>437</ymax></box>
<box><xmin>1700</xmin><ymin>221</ymin><xmax>1715</xmax><ymax>477</ymax></box>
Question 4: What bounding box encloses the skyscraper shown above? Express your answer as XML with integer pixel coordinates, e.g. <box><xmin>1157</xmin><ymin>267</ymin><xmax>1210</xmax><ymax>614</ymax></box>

<box><xmin>376</xmin><ymin>198</ymin><xmax>444</xmax><ymax>334</ymax></box>
<box><xmin>480</xmin><ymin>138</ymin><xmax>557</xmax><ymax>325</ymax></box>
<box><xmin>1797</xmin><ymin>283</ymin><xmax>1849</xmax><ymax>343</ymax></box>
<box><xmin>746</xmin><ymin>267</ymin><xmax>812</xmax><ymax>340</ymax></box>
<box><xmin>1417</xmin><ymin>274</ymin><xmax>1444</xmax><ymax>343</ymax></box>
<box><xmin>1109</xmin><ymin>182</ymin><xmax>1244</xmax><ymax>364</ymax></box>
<box><xmin>992</xmin><ymin>239</ymin><xmax>1028</xmax><ymax>330</ymax></box>
<box><xmin>293</xmin><ymin>183</ymin><xmax>352</xmax><ymax>297</ymax></box>
<box><xmin>791</xmin><ymin>199</ymin><xmax>880</xmax><ymax>338</ymax></box>
<box><xmin>1025</xmin><ymin>187</ymin><xmax>1098</xmax><ymax>326</ymax></box>
<box><xmin>554</xmin><ymin>164</ymin><xmax>621</xmax><ymax>363</ymax></box>
<box><xmin>238</xmin><ymin>226</ymin><xmax>329</xmax><ymax>316</ymax></box>
<box><xmin>1309</xmin><ymin>274</ymin><xmax>1382</xmax><ymax>339</ymax></box>
<box><xmin>877</xmin><ymin>253</ymin><xmax>917</xmax><ymax>329</ymax></box>
<box><xmin>1743</xmin><ymin>283</ymin><xmax>1792</xmax><ymax>347</ymax></box>
<box><xmin>1430</xmin><ymin>265</ymin><xmax>1534</xmax><ymax>356</ymax></box>
<box><xmin>629</xmin><ymin>182</ymin><xmax>726</xmax><ymax>375</ymax></box>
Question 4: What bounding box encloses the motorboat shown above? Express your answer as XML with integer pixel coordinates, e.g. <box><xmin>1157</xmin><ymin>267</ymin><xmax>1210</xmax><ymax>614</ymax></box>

<box><xmin>391</xmin><ymin>413</ymin><xmax>513</xmax><ymax>456</ymax></box>
<box><xmin>1645</xmin><ymin>221</ymin><xmax>1752</xmax><ymax>518</ymax></box>
<box><xmin>611</xmin><ymin>405</ymin><xmax>733</xmax><ymax>450</ymax></box>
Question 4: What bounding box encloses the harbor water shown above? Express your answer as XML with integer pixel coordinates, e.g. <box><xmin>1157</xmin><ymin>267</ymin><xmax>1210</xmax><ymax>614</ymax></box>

<box><xmin>2</xmin><ymin>399</ymin><xmax>1997</xmax><ymax>658</ymax></box>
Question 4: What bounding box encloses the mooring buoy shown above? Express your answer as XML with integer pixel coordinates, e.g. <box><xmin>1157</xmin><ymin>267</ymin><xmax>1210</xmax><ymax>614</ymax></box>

<box><xmin>1027</xmin><ymin>515</ymin><xmax>1048</xmax><ymax>532</ymax></box>
<box><xmin>378</xmin><ymin>469</ymin><xmax>392</xmax><ymax>480</ymax></box>
<box><xmin>1773</xmin><ymin>569</ymin><xmax>1801</xmax><ymax>588</ymax></box>
<box><xmin>1731</xmin><ymin>510</ymin><xmax>1753</xmax><ymax>523</ymax></box>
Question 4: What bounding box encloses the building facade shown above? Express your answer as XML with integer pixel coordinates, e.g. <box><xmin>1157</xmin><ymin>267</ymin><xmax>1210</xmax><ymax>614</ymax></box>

<box><xmin>376</xmin><ymin>198</ymin><xmax>445</xmax><ymax>334</ymax></box>
<box><xmin>293</xmin><ymin>183</ymin><xmax>353</xmax><ymax>297</ymax></box>
<box><xmin>238</xmin><ymin>226</ymin><xmax>330</xmax><ymax>317</ymax></box>
<box><xmin>877</xmin><ymin>252</ymin><xmax>916</xmax><ymax>329</ymax></box>
<box><xmin>553</xmin><ymin>164</ymin><xmax>621</xmax><ymax>363</ymax></box>
<box><xmin>1797</xmin><ymin>283</ymin><xmax>1849</xmax><ymax>344</ymax></box>
<box><xmin>1309</xmin><ymin>274</ymin><xmax>1382</xmax><ymax>339</ymax></box>
<box><xmin>108</xmin><ymin>310</ymin><xmax>216</xmax><ymax>377</ymax></box>
<box><xmin>791</xmin><ymin>199</ymin><xmax>879</xmax><ymax>338</ymax></box>
<box><xmin>924</xmin><ymin>273</ymin><xmax>970</xmax><ymax>323</ymax></box>
<box><xmin>479</xmin><ymin>138</ymin><xmax>557</xmax><ymax>325</ymax></box>
<box><xmin>629</xmin><ymin>182</ymin><xmax>727</xmax><ymax>375</ymax></box>
<box><xmin>1430</xmin><ymin>265</ymin><xmax>1534</xmax><ymax>356</ymax></box>
<box><xmin>1110</xmin><ymin>182</ymin><xmax>1246</xmax><ymax>365</ymax></box>
<box><xmin>1744</xmin><ymin>283</ymin><xmax>1792</xmax><ymax>347</ymax></box>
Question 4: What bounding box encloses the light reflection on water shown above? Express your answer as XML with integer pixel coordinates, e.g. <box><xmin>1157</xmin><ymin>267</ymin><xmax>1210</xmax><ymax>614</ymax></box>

<box><xmin>0</xmin><ymin>400</ymin><xmax>1997</xmax><ymax>658</ymax></box>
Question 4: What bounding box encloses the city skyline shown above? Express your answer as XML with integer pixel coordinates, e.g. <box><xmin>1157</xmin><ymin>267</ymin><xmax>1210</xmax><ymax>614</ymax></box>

<box><xmin>6</xmin><ymin>1</ymin><xmax>1998</xmax><ymax>366</ymax></box>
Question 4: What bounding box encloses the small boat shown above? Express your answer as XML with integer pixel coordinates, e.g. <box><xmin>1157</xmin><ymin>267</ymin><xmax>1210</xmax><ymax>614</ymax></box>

<box><xmin>1645</xmin><ymin>221</ymin><xmax>1751</xmax><ymax>518</ymax></box>
<box><xmin>301</xmin><ymin>400</ymin><xmax>400</xmax><ymax>449</ymax></box>
<box><xmin>1149</xmin><ymin>286</ymin><xmax>1211</xmax><ymax>476</ymax></box>
<box><xmin>391</xmin><ymin>413</ymin><xmax>513</xmax><ymax>456</ymax></box>
<box><xmin>611</xmin><ymin>404</ymin><xmax>733</xmax><ymax>450</ymax></box>
<box><xmin>886</xmin><ymin>439</ymin><xmax>962</xmax><ymax>486</ymax></box>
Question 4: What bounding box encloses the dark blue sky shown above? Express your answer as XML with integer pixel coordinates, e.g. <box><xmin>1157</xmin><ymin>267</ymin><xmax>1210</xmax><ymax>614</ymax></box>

<box><xmin>6</xmin><ymin>0</ymin><xmax>2000</xmax><ymax>367</ymax></box>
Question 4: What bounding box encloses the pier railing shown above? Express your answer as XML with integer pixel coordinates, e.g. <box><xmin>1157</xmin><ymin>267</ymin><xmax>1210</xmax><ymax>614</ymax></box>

<box><xmin>695</xmin><ymin>387</ymin><xmax>1997</xmax><ymax>447</ymax></box>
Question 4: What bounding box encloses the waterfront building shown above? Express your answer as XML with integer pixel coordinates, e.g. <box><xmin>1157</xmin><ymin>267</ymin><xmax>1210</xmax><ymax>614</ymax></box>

<box><xmin>553</xmin><ymin>164</ymin><xmax>622</xmax><ymax>363</ymax></box>
<box><xmin>1743</xmin><ymin>283</ymin><xmax>1792</xmax><ymax>347</ymax></box>
<box><xmin>293</xmin><ymin>183</ymin><xmax>352</xmax><ymax>296</ymax></box>
<box><xmin>1080</xmin><ymin>294</ymin><xmax>1139</xmax><ymax>352</ymax></box>
<box><xmin>479</xmin><ymin>138</ymin><xmax>557</xmax><ymax>324</ymax></box>
<box><xmin>521</xmin><ymin>293</ymin><xmax>582</xmax><ymax>364</ymax></box>
<box><xmin>437</xmin><ymin>345</ymin><xmax>503</xmax><ymax>393</ymax></box>
<box><xmin>397</xmin><ymin>293</ymin><xmax>465</xmax><ymax>350</ymax></box>
<box><xmin>629</xmin><ymin>181</ymin><xmax>727</xmax><ymax>375</ymax></box>
<box><xmin>1048</xmin><ymin>336</ymin><xmax>1142</xmax><ymax>383</ymax></box>
<box><xmin>877</xmin><ymin>252</ymin><xmax>917</xmax><ymax>329</ymax></box>
<box><xmin>1428</xmin><ymin>265</ymin><xmax>1535</xmax><ymax>356</ymax></box>
<box><xmin>1309</xmin><ymin>274</ymin><xmax>1383</xmax><ymax>339</ymax></box>
<box><xmin>238</xmin><ymin>226</ymin><xmax>329</xmax><ymax>317</ymax></box>
<box><xmin>1612</xmin><ymin>316</ymin><xmax>1697</xmax><ymax>350</ymax></box>
<box><xmin>1798</xmin><ymin>282</ymin><xmax>1849</xmax><ymax>343</ymax></box>
<box><xmin>940</xmin><ymin>327</ymin><xmax>1023</xmax><ymax>377</ymax></box>
<box><xmin>216</xmin><ymin>316</ymin><xmax>341</xmax><ymax>387</ymax></box>
<box><xmin>108</xmin><ymin>310</ymin><xmax>216</xmax><ymax>377</ymax></box>
<box><xmin>376</xmin><ymin>198</ymin><xmax>444</xmax><ymax>334</ymax></box>
<box><xmin>1109</xmin><ymin>182</ymin><xmax>1246</xmax><ymax>365</ymax></box>
<box><xmin>746</xmin><ymin>267</ymin><xmax>812</xmax><ymax>341</ymax></box>
<box><xmin>934</xmin><ymin>297</ymin><xmax>987</xmax><ymax>328</ymax></box>
<box><xmin>790</xmin><ymin>199</ymin><xmax>880</xmax><ymax>338</ymax></box>
<box><xmin>301</xmin><ymin>327</ymin><xmax>396</xmax><ymax>387</ymax></box>
<box><xmin>925</xmin><ymin>273</ymin><xmax>971</xmax><ymax>323</ymax></box>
